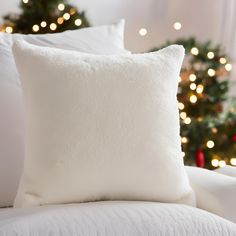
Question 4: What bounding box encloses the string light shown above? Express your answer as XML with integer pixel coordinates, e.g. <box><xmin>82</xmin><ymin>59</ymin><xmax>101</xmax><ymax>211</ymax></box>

<box><xmin>190</xmin><ymin>95</ymin><xmax>197</xmax><ymax>103</ymax></box>
<box><xmin>196</xmin><ymin>84</ymin><xmax>204</xmax><ymax>94</ymax></box>
<box><xmin>225</xmin><ymin>63</ymin><xmax>232</xmax><ymax>71</ymax></box>
<box><xmin>57</xmin><ymin>17</ymin><xmax>64</xmax><ymax>25</ymax></box>
<box><xmin>190</xmin><ymin>83</ymin><xmax>196</xmax><ymax>90</ymax></box>
<box><xmin>230</xmin><ymin>158</ymin><xmax>236</xmax><ymax>166</ymax></box>
<box><xmin>58</xmin><ymin>3</ymin><xmax>65</xmax><ymax>11</ymax></box>
<box><xmin>178</xmin><ymin>102</ymin><xmax>185</xmax><ymax>110</ymax></box>
<box><xmin>219</xmin><ymin>57</ymin><xmax>226</xmax><ymax>64</ymax></box>
<box><xmin>139</xmin><ymin>28</ymin><xmax>147</xmax><ymax>36</ymax></box>
<box><xmin>22</xmin><ymin>0</ymin><xmax>28</xmax><ymax>3</ymax></box>
<box><xmin>211</xmin><ymin>159</ymin><xmax>219</xmax><ymax>167</ymax></box>
<box><xmin>208</xmin><ymin>68</ymin><xmax>216</xmax><ymax>77</ymax></box>
<box><xmin>191</xmin><ymin>47</ymin><xmax>199</xmax><ymax>55</ymax></box>
<box><xmin>184</xmin><ymin>117</ymin><xmax>191</xmax><ymax>124</ymax></box>
<box><xmin>211</xmin><ymin>127</ymin><xmax>218</xmax><ymax>134</ymax></box>
<box><xmin>181</xmin><ymin>137</ymin><xmax>188</xmax><ymax>143</ymax></box>
<box><xmin>197</xmin><ymin>117</ymin><xmax>203</xmax><ymax>122</ymax></box>
<box><xmin>5</xmin><ymin>26</ymin><xmax>13</xmax><ymax>33</ymax></box>
<box><xmin>178</xmin><ymin>76</ymin><xmax>182</xmax><ymax>83</ymax></box>
<box><xmin>219</xmin><ymin>160</ymin><xmax>226</xmax><ymax>167</ymax></box>
<box><xmin>207</xmin><ymin>51</ymin><xmax>214</xmax><ymax>59</ymax></box>
<box><xmin>63</xmin><ymin>13</ymin><xmax>70</xmax><ymax>20</ymax></box>
<box><xmin>40</xmin><ymin>21</ymin><xmax>47</xmax><ymax>28</ymax></box>
<box><xmin>32</xmin><ymin>24</ymin><xmax>39</xmax><ymax>32</ymax></box>
<box><xmin>69</xmin><ymin>8</ymin><xmax>76</xmax><ymax>15</ymax></box>
<box><xmin>50</xmin><ymin>23</ymin><xmax>57</xmax><ymax>31</ymax></box>
<box><xmin>173</xmin><ymin>22</ymin><xmax>182</xmax><ymax>30</ymax></box>
<box><xmin>180</xmin><ymin>112</ymin><xmax>187</xmax><ymax>119</ymax></box>
<box><xmin>206</xmin><ymin>140</ymin><xmax>214</xmax><ymax>148</ymax></box>
<box><xmin>189</xmin><ymin>74</ymin><xmax>196</xmax><ymax>82</ymax></box>
<box><xmin>74</xmin><ymin>19</ymin><xmax>82</xmax><ymax>26</ymax></box>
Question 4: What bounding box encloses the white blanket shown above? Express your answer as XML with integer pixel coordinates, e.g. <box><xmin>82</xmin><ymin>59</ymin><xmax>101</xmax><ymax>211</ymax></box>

<box><xmin>0</xmin><ymin>201</ymin><xmax>235</xmax><ymax>236</ymax></box>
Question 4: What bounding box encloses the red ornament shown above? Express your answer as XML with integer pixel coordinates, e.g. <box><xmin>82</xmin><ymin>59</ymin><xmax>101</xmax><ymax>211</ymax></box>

<box><xmin>195</xmin><ymin>148</ymin><xmax>205</xmax><ymax>168</ymax></box>
<box><xmin>232</xmin><ymin>134</ymin><xmax>236</xmax><ymax>142</ymax></box>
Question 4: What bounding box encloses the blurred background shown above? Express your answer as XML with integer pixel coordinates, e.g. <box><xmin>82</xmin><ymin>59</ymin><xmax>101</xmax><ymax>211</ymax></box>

<box><xmin>0</xmin><ymin>0</ymin><xmax>236</xmax><ymax>54</ymax></box>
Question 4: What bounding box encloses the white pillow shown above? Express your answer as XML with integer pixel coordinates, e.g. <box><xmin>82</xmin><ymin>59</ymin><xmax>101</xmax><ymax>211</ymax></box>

<box><xmin>186</xmin><ymin>166</ymin><xmax>236</xmax><ymax>223</ymax></box>
<box><xmin>214</xmin><ymin>165</ymin><xmax>236</xmax><ymax>178</ymax></box>
<box><xmin>0</xmin><ymin>20</ymin><xmax>128</xmax><ymax>207</ymax></box>
<box><xmin>13</xmin><ymin>41</ymin><xmax>195</xmax><ymax>208</ymax></box>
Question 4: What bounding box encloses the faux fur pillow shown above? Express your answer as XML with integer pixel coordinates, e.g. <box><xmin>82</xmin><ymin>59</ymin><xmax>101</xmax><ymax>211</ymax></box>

<box><xmin>13</xmin><ymin>41</ymin><xmax>195</xmax><ymax>207</ymax></box>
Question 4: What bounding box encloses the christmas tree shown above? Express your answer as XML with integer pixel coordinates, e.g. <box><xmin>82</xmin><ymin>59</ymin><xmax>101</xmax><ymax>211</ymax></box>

<box><xmin>151</xmin><ymin>38</ymin><xmax>236</xmax><ymax>169</ymax></box>
<box><xmin>0</xmin><ymin>0</ymin><xmax>90</xmax><ymax>34</ymax></box>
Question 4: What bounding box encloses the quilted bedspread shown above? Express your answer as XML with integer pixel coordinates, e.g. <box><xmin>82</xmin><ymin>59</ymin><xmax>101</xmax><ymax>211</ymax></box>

<box><xmin>0</xmin><ymin>201</ymin><xmax>235</xmax><ymax>236</ymax></box>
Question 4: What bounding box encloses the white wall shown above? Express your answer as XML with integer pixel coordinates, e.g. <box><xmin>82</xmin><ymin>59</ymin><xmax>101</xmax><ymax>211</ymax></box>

<box><xmin>1</xmin><ymin>0</ymin><xmax>235</xmax><ymax>53</ymax></box>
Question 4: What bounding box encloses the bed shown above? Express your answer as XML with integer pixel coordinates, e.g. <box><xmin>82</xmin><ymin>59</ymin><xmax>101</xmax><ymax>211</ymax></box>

<box><xmin>1</xmin><ymin>22</ymin><xmax>236</xmax><ymax>236</ymax></box>
<box><xmin>0</xmin><ymin>201</ymin><xmax>236</xmax><ymax>236</ymax></box>
<box><xmin>0</xmin><ymin>166</ymin><xmax>236</xmax><ymax>235</ymax></box>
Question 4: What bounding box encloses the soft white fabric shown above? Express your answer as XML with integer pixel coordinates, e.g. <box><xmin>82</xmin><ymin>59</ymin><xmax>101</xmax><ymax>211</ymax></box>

<box><xmin>186</xmin><ymin>166</ymin><xmax>236</xmax><ymax>223</ymax></box>
<box><xmin>0</xmin><ymin>201</ymin><xmax>236</xmax><ymax>235</ymax></box>
<box><xmin>13</xmin><ymin>41</ymin><xmax>194</xmax><ymax>207</ymax></box>
<box><xmin>0</xmin><ymin>20</ymin><xmax>128</xmax><ymax>207</ymax></box>
<box><xmin>215</xmin><ymin>165</ymin><xmax>236</xmax><ymax>178</ymax></box>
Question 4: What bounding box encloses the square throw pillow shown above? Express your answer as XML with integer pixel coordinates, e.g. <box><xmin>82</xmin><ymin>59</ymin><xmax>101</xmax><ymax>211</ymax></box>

<box><xmin>13</xmin><ymin>41</ymin><xmax>195</xmax><ymax>207</ymax></box>
<box><xmin>0</xmin><ymin>20</ymin><xmax>129</xmax><ymax>207</ymax></box>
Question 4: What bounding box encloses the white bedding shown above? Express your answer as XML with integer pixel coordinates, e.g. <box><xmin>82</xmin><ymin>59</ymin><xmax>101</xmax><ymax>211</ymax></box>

<box><xmin>0</xmin><ymin>201</ymin><xmax>235</xmax><ymax>236</ymax></box>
